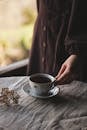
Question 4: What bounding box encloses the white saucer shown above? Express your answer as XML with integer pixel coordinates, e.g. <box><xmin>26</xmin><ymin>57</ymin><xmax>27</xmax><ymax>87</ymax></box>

<box><xmin>23</xmin><ymin>85</ymin><xmax>59</xmax><ymax>99</ymax></box>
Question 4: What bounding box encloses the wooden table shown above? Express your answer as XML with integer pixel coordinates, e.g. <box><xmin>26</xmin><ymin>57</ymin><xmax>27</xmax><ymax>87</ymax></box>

<box><xmin>0</xmin><ymin>76</ymin><xmax>87</xmax><ymax>130</ymax></box>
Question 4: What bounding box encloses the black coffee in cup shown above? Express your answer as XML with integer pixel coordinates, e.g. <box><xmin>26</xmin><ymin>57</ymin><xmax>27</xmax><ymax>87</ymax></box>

<box><xmin>30</xmin><ymin>75</ymin><xmax>51</xmax><ymax>83</ymax></box>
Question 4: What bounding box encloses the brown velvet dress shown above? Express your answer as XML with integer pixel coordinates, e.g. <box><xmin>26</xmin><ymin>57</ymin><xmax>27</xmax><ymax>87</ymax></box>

<box><xmin>27</xmin><ymin>0</ymin><xmax>87</xmax><ymax>81</ymax></box>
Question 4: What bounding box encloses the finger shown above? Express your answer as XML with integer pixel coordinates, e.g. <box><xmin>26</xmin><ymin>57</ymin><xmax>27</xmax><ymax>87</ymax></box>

<box><xmin>56</xmin><ymin>73</ymin><xmax>75</xmax><ymax>85</ymax></box>
<box><xmin>57</xmin><ymin>69</ymin><xmax>70</xmax><ymax>82</ymax></box>
<box><xmin>58</xmin><ymin>76</ymin><xmax>73</xmax><ymax>85</ymax></box>
<box><xmin>57</xmin><ymin>74</ymin><xmax>69</xmax><ymax>85</ymax></box>
<box><xmin>58</xmin><ymin>65</ymin><xmax>66</xmax><ymax>77</ymax></box>
<box><xmin>58</xmin><ymin>72</ymin><xmax>76</xmax><ymax>85</ymax></box>
<box><xmin>56</xmin><ymin>64</ymin><xmax>66</xmax><ymax>79</ymax></box>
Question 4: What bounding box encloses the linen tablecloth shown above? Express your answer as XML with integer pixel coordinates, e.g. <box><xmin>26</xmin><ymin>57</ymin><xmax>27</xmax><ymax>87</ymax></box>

<box><xmin>0</xmin><ymin>76</ymin><xmax>87</xmax><ymax>130</ymax></box>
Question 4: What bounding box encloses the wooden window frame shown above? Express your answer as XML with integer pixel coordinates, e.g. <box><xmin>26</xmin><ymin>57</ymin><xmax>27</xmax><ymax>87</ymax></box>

<box><xmin>0</xmin><ymin>58</ymin><xmax>29</xmax><ymax>77</ymax></box>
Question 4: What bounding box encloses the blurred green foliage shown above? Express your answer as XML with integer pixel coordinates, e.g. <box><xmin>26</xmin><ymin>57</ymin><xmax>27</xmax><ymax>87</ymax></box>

<box><xmin>0</xmin><ymin>8</ymin><xmax>37</xmax><ymax>67</ymax></box>
<box><xmin>22</xmin><ymin>8</ymin><xmax>36</xmax><ymax>25</ymax></box>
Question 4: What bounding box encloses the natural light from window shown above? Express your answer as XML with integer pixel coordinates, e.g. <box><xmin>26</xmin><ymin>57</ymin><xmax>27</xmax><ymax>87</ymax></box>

<box><xmin>0</xmin><ymin>0</ymin><xmax>37</xmax><ymax>67</ymax></box>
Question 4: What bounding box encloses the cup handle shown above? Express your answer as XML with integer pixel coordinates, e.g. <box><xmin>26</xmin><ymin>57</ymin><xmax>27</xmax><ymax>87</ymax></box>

<box><xmin>50</xmin><ymin>79</ymin><xmax>57</xmax><ymax>89</ymax></box>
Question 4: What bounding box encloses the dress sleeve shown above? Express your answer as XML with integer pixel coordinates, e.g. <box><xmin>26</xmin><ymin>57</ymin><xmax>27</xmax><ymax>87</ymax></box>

<box><xmin>64</xmin><ymin>0</ymin><xmax>87</xmax><ymax>57</ymax></box>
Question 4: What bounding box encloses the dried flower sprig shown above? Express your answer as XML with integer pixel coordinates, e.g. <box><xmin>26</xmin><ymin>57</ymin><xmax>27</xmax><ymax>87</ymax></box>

<box><xmin>0</xmin><ymin>88</ymin><xmax>20</xmax><ymax>106</ymax></box>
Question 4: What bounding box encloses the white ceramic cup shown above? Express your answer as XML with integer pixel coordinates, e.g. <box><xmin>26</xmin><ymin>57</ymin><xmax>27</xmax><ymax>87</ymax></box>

<box><xmin>29</xmin><ymin>73</ymin><xmax>55</xmax><ymax>96</ymax></box>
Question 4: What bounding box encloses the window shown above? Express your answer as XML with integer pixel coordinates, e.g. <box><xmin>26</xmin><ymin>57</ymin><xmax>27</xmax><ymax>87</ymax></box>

<box><xmin>0</xmin><ymin>0</ymin><xmax>37</xmax><ymax>68</ymax></box>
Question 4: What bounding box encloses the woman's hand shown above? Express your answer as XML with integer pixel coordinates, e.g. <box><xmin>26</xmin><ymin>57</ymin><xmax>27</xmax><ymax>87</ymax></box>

<box><xmin>56</xmin><ymin>54</ymin><xmax>80</xmax><ymax>84</ymax></box>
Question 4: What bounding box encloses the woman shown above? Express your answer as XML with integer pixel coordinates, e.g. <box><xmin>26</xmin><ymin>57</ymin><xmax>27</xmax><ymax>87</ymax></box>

<box><xmin>27</xmin><ymin>0</ymin><xmax>87</xmax><ymax>84</ymax></box>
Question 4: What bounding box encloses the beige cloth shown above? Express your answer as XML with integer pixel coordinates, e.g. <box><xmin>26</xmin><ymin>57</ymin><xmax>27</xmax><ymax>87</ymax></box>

<box><xmin>0</xmin><ymin>77</ymin><xmax>87</xmax><ymax>130</ymax></box>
